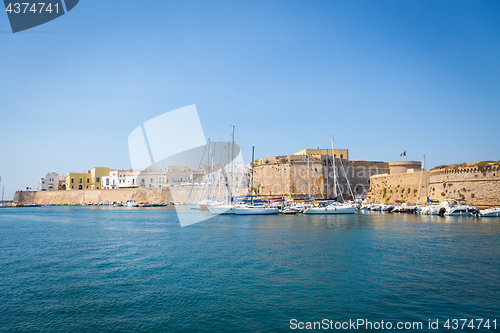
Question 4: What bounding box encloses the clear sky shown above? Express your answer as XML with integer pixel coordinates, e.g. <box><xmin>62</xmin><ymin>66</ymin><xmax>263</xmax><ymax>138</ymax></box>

<box><xmin>1</xmin><ymin>0</ymin><xmax>499</xmax><ymax>199</ymax></box>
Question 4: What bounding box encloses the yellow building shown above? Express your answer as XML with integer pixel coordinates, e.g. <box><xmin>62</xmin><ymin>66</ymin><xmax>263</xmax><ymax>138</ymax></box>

<box><xmin>66</xmin><ymin>167</ymin><xmax>115</xmax><ymax>190</ymax></box>
<box><xmin>294</xmin><ymin>148</ymin><xmax>349</xmax><ymax>160</ymax></box>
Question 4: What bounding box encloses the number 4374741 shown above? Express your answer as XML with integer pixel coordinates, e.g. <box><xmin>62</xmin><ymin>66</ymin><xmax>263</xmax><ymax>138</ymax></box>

<box><xmin>443</xmin><ymin>319</ymin><xmax>497</xmax><ymax>330</ymax></box>
<box><xmin>5</xmin><ymin>3</ymin><xmax>59</xmax><ymax>14</ymax></box>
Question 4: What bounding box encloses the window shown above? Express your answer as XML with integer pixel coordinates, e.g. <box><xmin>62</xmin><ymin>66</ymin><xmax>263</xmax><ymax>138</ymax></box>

<box><xmin>106</xmin><ymin>179</ymin><xmax>109</xmax><ymax>185</ymax></box>
<box><xmin>86</xmin><ymin>186</ymin><xmax>88</xmax><ymax>189</ymax></box>
<box><xmin>71</xmin><ymin>185</ymin><xmax>74</xmax><ymax>189</ymax></box>
<box><xmin>87</xmin><ymin>178</ymin><xmax>90</xmax><ymax>183</ymax></box>
<box><xmin>96</xmin><ymin>177</ymin><xmax>100</xmax><ymax>182</ymax></box>
<box><xmin>340</xmin><ymin>154</ymin><xmax>344</xmax><ymax>159</ymax></box>
<box><xmin>71</xmin><ymin>178</ymin><xmax>74</xmax><ymax>184</ymax></box>
<box><xmin>79</xmin><ymin>178</ymin><xmax>82</xmax><ymax>184</ymax></box>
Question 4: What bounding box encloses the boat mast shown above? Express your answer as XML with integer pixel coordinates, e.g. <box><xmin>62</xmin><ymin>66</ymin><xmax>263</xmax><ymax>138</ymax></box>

<box><xmin>417</xmin><ymin>156</ymin><xmax>423</xmax><ymax>205</ymax></box>
<box><xmin>280</xmin><ymin>162</ymin><xmax>283</xmax><ymax>200</ymax></box>
<box><xmin>307</xmin><ymin>153</ymin><xmax>311</xmax><ymax>198</ymax></box>
<box><xmin>331</xmin><ymin>136</ymin><xmax>337</xmax><ymax>199</ymax></box>
<box><xmin>325</xmin><ymin>148</ymin><xmax>329</xmax><ymax>199</ymax></box>
<box><xmin>219</xmin><ymin>132</ymin><xmax>222</xmax><ymax>203</ymax></box>
<box><xmin>424</xmin><ymin>155</ymin><xmax>428</xmax><ymax>205</ymax></box>
<box><xmin>231</xmin><ymin>125</ymin><xmax>235</xmax><ymax>203</ymax></box>
<box><xmin>208</xmin><ymin>138</ymin><xmax>211</xmax><ymax>201</ymax></box>
<box><xmin>251</xmin><ymin>146</ymin><xmax>255</xmax><ymax>206</ymax></box>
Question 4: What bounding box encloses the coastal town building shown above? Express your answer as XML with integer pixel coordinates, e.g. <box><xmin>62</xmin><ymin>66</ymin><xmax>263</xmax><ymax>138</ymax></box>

<box><xmin>66</xmin><ymin>167</ymin><xmax>115</xmax><ymax>190</ymax></box>
<box><xmin>136</xmin><ymin>166</ymin><xmax>191</xmax><ymax>188</ymax></box>
<box><xmin>101</xmin><ymin>170</ymin><xmax>140</xmax><ymax>189</ymax></box>
<box><xmin>39</xmin><ymin>172</ymin><xmax>66</xmax><ymax>191</ymax></box>
<box><xmin>294</xmin><ymin>148</ymin><xmax>349</xmax><ymax>160</ymax></box>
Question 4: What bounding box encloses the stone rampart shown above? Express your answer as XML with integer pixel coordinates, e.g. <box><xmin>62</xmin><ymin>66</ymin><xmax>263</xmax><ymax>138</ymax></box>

<box><xmin>251</xmin><ymin>155</ymin><xmax>389</xmax><ymax>200</ymax></box>
<box><xmin>14</xmin><ymin>187</ymin><xmax>191</xmax><ymax>205</ymax></box>
<box><xmin>428</xmin><ymin>165</ymin><xmax>500</xmax><ymax>206</ymax></box>
<box><xmin>367</xmin><ymin>171</ymin><xmax>429</xmax><ymax>205</ymax></box>
<box><xmin>367</xmin><ymin>163</ymin><xmax>500</xmax><ymax>207</ymax></box>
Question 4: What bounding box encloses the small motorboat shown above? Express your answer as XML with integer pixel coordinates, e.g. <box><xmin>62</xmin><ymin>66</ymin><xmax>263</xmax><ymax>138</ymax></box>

<box><xmin>480</xmin><ymin>207</ymin><xmax>500</xmax><ymax>217</ymax></box>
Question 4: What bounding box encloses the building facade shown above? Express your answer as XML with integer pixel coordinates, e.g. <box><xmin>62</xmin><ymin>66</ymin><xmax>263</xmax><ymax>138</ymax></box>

<box><xmin>294</xmin><ymin>148</ymin><xmax>349</xmax><ymax>160</ymax></box>
<box><xmin>102</xmin><ymin>170</ymin><xmax>140</xmax><ymax>189</ymax></box>
<box><xmin>66</xmin><ymin>167</ymin><xmax>115</xmax><ymax>190</ymax></box>
<box><xmin>39</xmin><ymin>172</ymin><xmax>66</xmax><ymax>191</ymax></box>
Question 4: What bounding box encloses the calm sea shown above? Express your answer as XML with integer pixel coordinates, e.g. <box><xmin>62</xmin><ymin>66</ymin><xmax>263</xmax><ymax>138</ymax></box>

<box><xmin>0</xmin><ymin>207</ymin><xmax>499</xmax><ymax>332</ymax></box>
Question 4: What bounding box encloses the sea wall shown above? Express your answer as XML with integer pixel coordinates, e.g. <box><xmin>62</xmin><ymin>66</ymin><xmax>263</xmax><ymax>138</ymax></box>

<box><xmin>14</xmin><ymin>187</ymin><xmax>192</xmax><ymax>205</ymax></box>
<box><xmin>367</xmin><ymin>164</ymin><xmax>500</xmax><ymax>207</ymax></box>
<box><xmin>14</xmin><ymin>185</ymin><xmax>248</xmax><ymax>205</ymax></box>
<box><xmin>429</xmin><ymin>166</ymin><xmax>500</xmax><ymax>206</ymax></box>
<box><xmin>367</xmin><ymin>171</ymin><xmax>430</xmax><ymax>205</ymax></box>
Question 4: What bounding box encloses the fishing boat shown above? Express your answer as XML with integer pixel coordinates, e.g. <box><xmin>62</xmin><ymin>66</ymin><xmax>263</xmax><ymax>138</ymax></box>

<box><xmin>127</xmin><ymin>201</ymin><xmax>138</xmax><ymax>207</ymax></box>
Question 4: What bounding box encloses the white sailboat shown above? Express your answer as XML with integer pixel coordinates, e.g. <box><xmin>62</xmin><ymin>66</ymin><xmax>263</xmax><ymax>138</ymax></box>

<box><xmin>232</xmin><ymin>146</ymin><xmax>279</xmax><ymax>215</ymax></box>
<box><xmin>304</xmin><ymin>136</ymin><xmax>356</xmax><ymax>215</ymax></box>
<box><xmin>208</xmin><ymin>127</ymin><xmax>237</xmax><ymax>215</ymax></box>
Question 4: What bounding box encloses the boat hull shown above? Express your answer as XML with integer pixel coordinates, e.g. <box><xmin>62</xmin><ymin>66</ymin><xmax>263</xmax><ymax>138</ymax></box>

<box><xmin>208</xmin><ymin>205</ymin><xmax>235</xmax><ymax>215</ymax></box>
<box><xmin>481</xmin><ymin>209</ymin><xmax>500</xmax><ymax>217</ymax></box>
<box><xmin>303</xmin><ymin>206</ymin><xmax>357</xmax><ymax>214</ymax></box>
<box><xmin>233</xmin><ymin>207</ymin><xmax>279</xmax><ymax>215</ymax></box>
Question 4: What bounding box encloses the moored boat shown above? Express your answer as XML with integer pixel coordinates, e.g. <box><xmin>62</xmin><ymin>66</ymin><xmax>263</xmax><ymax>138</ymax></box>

<box><xmin>303</xmin><ymin>204</ymin><xmax>357</xmax><ymax>214</ymax></box>
<box><xmin>233</xmin><ymin>206</ymin><xmax>279</xmax><ymax>215</ymax></box>
<box><xmin>480</xmin><ymin>207</ymin><xmax>500</xmax><ymax>217</ymax></box>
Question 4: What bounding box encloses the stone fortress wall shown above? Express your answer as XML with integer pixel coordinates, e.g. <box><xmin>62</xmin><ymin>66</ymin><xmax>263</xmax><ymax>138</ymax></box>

<box><xmin>251</xmin><ymin>154</ymin><xmax>390</xmax><ymax>200</ymax></box>
<box><xmin>14</xmin><ymin>186</ymin><xmax>248</xmax><ymax>205</ymax></box>
<box><xmin>367</xmin><ymin>161</ymin><xmax>500</xmax><ymax>207</ymax></box>
<box><xmin>14</xmin><ymin>187</ymin><xmax>192</xmax><ymax>205</ymax></box>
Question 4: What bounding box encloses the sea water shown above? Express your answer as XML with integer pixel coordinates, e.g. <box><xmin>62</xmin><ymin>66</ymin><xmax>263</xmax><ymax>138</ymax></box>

<box><xmin>0</xmin><ymin>207</ymin><xmax>499</xmax><ymax>332</ymax></box>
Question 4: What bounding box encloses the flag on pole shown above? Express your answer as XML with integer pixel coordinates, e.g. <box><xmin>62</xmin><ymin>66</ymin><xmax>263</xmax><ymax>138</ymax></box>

<box><xmin>400</xmin><ymin>151</ymin><xmax>406</xmax><ymax>157</ymax></box>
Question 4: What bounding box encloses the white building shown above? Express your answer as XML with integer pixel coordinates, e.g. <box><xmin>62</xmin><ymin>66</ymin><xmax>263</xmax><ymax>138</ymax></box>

<box><xmin>101</xmin><ymin>170</ymin><xmax>140</xmax><ymax>189</ymax></box>
<box><xmin>137</xmin><ymin>166</ymin><xmax>191</xmax><ymax>188</ymax></box>
<box><xmin>39</xmin><ymin>172</ymin><xmax>65</xmax><ymax>191</ymax></box>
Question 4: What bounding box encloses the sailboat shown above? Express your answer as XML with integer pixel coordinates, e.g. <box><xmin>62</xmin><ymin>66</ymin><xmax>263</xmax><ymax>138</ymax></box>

<box><xmin>303</xmin><ymin>136</ymin><xmax>357</xmax><ymax>214</ymax></box>
<box><xmin>208</xmin><ymin>127</ymin><xmax>237</xmax><ymax>215</ymax></box>
<box><xmin>416</xmin><ymin>155</ymin><xmax>440</xmax><ymax>215</ymax></box>
<box><xmin>233</xmin><ymin>146</ymin><xmax>279</xmax><ymax>215</ymax></box>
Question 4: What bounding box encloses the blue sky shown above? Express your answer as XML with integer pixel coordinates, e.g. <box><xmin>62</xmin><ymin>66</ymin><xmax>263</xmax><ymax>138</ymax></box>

<box><xmin>1</xmin><ymin>0</ymin><xmax>499</xmax><ymax>199</ymax></box>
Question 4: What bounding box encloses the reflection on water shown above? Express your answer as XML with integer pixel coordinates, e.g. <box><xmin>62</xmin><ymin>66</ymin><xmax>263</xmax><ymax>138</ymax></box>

<box><xmin>0</xmin><ymin>207</ymin><xmax>499</xmax><ymax>332</ymax></box>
